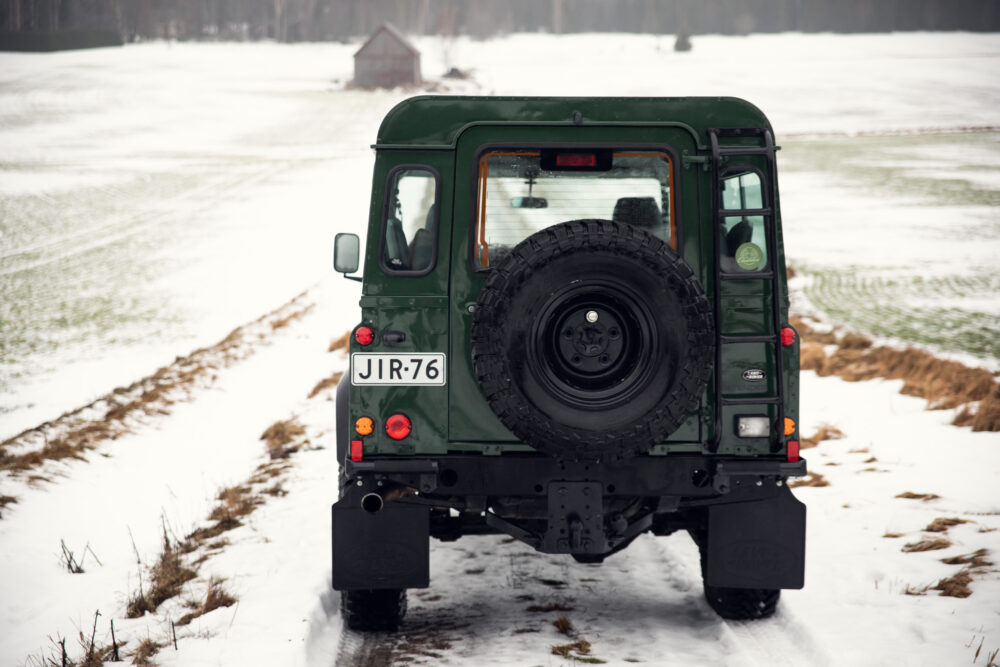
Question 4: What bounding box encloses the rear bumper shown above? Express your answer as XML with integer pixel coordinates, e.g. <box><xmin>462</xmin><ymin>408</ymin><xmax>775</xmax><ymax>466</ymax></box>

<box><xmin>342</xmin><ymin>453</ymin><xmax>806</xmax><ymax>498</ymax></box>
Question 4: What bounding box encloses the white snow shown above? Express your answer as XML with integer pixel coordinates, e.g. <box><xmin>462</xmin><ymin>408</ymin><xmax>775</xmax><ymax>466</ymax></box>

<box><xmin>1</xmin><ymin>31</ymin><xmax>999</xmax><ymax>667</ymax></box>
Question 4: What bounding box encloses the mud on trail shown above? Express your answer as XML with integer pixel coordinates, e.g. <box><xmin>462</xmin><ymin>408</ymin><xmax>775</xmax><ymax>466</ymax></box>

<box><xmin>333</xmin><ymin>533</ymin><xmax>823</xmax><ymax>666</ymax></box>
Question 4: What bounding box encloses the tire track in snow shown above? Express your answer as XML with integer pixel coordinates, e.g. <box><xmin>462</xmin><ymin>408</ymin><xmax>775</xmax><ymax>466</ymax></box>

<box><xmin>328</xmin><ymin>530</ymin><xmax>834</xmax><ymax>666</ymax></box>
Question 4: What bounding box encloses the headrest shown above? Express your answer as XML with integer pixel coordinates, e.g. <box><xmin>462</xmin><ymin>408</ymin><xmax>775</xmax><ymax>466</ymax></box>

<box><xmin>612</xmin><ymin>197</ymin><xmax>661</xmax><ymax>227</ymax></box>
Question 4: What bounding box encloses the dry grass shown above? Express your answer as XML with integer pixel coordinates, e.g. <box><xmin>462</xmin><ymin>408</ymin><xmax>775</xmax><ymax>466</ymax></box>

<box><xmin>552</xmin><ymin>639</ymin><xmax>606</xmax><ymax>664</ymax></box>
<box><xmin>0</xmin><ymin>494</ymin><xmax>16</xmax><ymax>518</ymax></box>
<box><xmin>789</xmin><ymin>316</ymin><xmax>999</xmax><ymax>430</ymax></box>
<box><xmin>260</xmin><ymin>418</ymin><xmax>305</xmax><ymax>459</ymax></box>
<box><xmin>270</xmin><ymin>304</ymin><xmax>314</xmax><ymax>330</ymax></box>
<box><xmin>953</xmin><ymin>385</ymin><xmax>1000</xmax><ymax>431</ymax></box>
<box><xmin>789</xmin><ymin>472</ymin><xmax>830</xmax><ymax>488</ymax></box>
<box><xmin>901</xmin><ymin>537</ymin><xmax>952</xmax><ymax>553</ymax></box>
<box><xmin>895</xmin><ymin>491</ymin><xmax>941</xmax><ymax>502</ymax></box>
<box><xmin>839</xmin><ymin>332</ymin><xmax>873</xmax><ymax>350</ymax></box>
<box><xmin>932</xmin><ymin>571</ymin><xmax>974</xmax><ymax>598</ymax></box>
<box><xmin>308</xmin><ymin>372</ymin><xmax>343</xmax><ymax>399</ymax></box>
<box><xmin>328</xmin><ymin>330</ymin><xmax>351</xmax><ymax>352</ymax></box>
<box><xmin>799</xmin><ymin>342</ymin><xmax>829</xmax><ymax>372</ymax></box>
<box><xmin>0</xmin><ymin>291</ymin><xmax>318</xmax><ymax>486</ymax></box>
<box><xmin>208</xmin><ymin>486</ymin><xmax>263</xmax><ymax>523</ymax></box>
<box><xmin>553</xmin><ymin>616</ymin><xmax>575</xmax><ymax>635</ymax></box>
<box><xmin>177</xmin><ymin>577</ymin><xmax>238</xmax><ymax>626</ymax></box>
<box><xmin>800</xmin><ymin>423</ymin><xmax>845</xmax><ymax>449</ymax></box>
<box><xmin>941</xmin><ymin>548</ymin><xmax>993</xmax><ymax>568</ymax></box>
<box><xmin>129</xmin><ymin>638</ymin><xmax>162</xmax><ymax>666</ymax></box>
<box><xmin>127</xmin><ymin>534</ymin><xmax>197</xmax><ymax>618</ymax></box>
<box><xmin>883</xmin><ymin>532</ymin><xmax>905</xmax><ymax>539</ymax></box>
<box><xmin>924</xmin><ymin>517</ymin><xmax>972</xmax><ymax>533</ymax></box>
<box><xmin>527</xmin><ymin>602</ymin><xmax>575</xmax><ymax>612</ymax></box>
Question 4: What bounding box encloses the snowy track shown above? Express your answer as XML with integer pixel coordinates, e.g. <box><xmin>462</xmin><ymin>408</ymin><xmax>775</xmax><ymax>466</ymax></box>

<box><xmin>2</xmin><ymin>31</ymin><xmax>1000</xmax><ymax>667</ymax></box>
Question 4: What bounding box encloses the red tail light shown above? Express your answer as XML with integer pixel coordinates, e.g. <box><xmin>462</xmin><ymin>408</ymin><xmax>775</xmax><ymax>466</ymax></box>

<box><xmin>385</xmin><ymin>413</ymin><xmax>412</xmax><ymax>440</ymax></box>
<box><xmin>781</xmin><ymin>327</ymin><xmax>796</xmax><ymax>347</ymax></box>
<box><xmin>354</xmin><ymin>325</ymin><xmax>374</xmax><ymax>346</ymax></box>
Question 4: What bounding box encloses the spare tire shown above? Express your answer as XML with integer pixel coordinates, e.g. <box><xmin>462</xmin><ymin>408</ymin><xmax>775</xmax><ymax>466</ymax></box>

<box><xmin>471</xmin><ymin>219</ymin><xmax>713</xmax><ymax>461</ymax></box>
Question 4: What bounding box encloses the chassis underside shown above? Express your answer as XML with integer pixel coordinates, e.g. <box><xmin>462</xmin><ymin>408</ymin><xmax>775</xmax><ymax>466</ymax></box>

<box><xmin>332</xmin><ymin>454</ymin><xmax>806</xmax><ymax>591</ymax></box>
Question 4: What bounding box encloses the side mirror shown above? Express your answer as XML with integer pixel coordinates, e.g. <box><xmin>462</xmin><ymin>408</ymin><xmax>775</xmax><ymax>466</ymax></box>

<box><xmin>333</xmin><ymin>233</ymin><xmax>362</xmax><ymax>282</ymax></box>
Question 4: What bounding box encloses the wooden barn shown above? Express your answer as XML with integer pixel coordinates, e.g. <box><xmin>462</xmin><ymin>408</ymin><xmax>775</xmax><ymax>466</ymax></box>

<box><xmin>354</xmin><ymin>23</ymin><xmax>421</xmax><ymax>89</ymax></box>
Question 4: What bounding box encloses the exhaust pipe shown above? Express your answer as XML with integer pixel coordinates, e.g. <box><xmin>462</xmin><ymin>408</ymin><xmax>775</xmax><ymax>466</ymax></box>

<box><xmin>361</xmin><ymin>484</ymin><xmax>414</xmax><ymax>513</ymax></box>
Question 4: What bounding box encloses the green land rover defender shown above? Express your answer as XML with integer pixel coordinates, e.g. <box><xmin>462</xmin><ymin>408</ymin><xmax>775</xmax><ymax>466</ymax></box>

<box><xmin>331</xmin><ymin>96</ymin><xmax>806</xmax><ymax>630</ymax></box>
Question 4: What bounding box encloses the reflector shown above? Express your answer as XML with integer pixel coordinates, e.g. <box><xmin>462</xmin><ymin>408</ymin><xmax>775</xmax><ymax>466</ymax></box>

<box><xmin>350</xmin><ymin>440</ymin><xmax>364</xmax><ymax>461</ymax></box>
<box><xmin>787</xmin><ymin>440</ymin><xmax>800</xmax><ymax>462</ymax></box>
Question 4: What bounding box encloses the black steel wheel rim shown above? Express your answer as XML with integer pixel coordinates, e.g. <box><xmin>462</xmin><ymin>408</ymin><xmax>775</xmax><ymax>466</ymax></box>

<box><xmin>528</xmin><ymin>279</ymin><xmax>660</xmax><ymax>409</ymax></box>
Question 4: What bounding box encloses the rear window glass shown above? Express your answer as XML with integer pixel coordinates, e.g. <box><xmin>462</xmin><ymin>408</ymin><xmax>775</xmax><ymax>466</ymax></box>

<box><xmin>474</xmin><ymin>150</ymin><xmax>674</xmax><ymax>268</ymax></box>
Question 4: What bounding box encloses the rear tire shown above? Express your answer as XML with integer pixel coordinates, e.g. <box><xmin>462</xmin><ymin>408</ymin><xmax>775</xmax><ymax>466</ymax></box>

<box><xmin>703</xmin><ymin>584</ymin><xmax>780</xmax><ymax>621</ymax></box>
<box><xmin>341</xmin><ymin>589</ymin><xmax>407</xmax><ymax>632</ymax></box>
<box><xmin>690</xmin><ymin>527</ymin><xmax>780</xmax><ymax>621</ymax></box>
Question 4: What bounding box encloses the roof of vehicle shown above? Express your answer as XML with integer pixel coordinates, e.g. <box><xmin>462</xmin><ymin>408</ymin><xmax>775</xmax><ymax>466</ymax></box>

<box><xmin>375</xmin><ymin>96</ymin><xmax>773</xmax><ymax>150</ymax></box>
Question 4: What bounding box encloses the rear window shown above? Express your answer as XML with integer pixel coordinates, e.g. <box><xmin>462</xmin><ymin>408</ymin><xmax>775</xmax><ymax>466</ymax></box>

<box><xmin>474</xmin><ymin>150</ymin><xmax>674</xmax><ymax>268</ymax></box>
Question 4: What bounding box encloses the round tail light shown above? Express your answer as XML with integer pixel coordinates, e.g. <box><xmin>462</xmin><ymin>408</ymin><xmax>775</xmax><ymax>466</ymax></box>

<box><xmin>354</xmin><ymin>326</ymin><xmax>375</xmax><ymax>346</ymax></box>
<box><xmin>385</xmin><ymin>413</ymin><xmax>411</xmax><ymax>440</ymax></box>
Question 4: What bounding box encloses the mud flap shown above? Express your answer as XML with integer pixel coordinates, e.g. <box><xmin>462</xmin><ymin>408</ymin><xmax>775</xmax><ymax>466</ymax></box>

<box><xmin>705</xmin><ymin>486</ymin><xmax>806</xmax><ymax>589</ymax></box>
<box><xmin>331</xmin><ymin>501</ymin><xmax>429</xmax><ymax>590</ymax></box>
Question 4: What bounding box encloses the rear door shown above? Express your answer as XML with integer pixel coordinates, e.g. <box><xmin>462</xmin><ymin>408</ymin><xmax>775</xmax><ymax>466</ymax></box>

<box><xmin>447</xmin><ymin>124</ymin><xmax>703</xmax><ymax>451</ymax></box>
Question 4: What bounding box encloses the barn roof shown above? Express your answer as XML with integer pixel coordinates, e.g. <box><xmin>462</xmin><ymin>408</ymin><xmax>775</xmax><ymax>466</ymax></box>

<box><xmin>354</xmin><ymin>23</ymin><xmax>420</xmax><ymax>58</ymax></box>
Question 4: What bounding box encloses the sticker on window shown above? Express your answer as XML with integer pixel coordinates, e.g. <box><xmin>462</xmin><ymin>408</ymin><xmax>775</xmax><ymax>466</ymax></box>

<box><xmin>735</xmin><ymin>242</ymin><xmax>765</xmax><ymax>271</ymax></box>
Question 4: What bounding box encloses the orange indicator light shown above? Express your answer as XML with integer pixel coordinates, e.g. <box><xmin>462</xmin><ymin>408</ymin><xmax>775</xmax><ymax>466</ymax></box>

<box><xmin>355</xmin><ymin>416</ymin><xmax>374</xmax><ymax>436</ymax></box>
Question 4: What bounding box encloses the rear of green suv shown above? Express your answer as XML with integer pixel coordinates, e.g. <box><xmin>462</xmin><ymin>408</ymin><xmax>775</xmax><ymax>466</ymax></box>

<box><xmin>331</xmin><ymin>96</ymin><xmax>806</xmax><ymax>630</ymax></box>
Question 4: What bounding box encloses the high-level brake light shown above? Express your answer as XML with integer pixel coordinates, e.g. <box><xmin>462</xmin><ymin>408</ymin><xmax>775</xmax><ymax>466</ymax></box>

<box><xmin>556</xmin><ymin>153</ymin><xmax>597</xmax><ymax>167</ymax></box>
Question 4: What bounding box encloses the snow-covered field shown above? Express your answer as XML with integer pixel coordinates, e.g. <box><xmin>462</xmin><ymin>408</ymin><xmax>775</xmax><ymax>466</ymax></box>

<box><xmin>1</xmin><ymin>31</ymin><xmax>999</xmax><ymax>666</ymax></box>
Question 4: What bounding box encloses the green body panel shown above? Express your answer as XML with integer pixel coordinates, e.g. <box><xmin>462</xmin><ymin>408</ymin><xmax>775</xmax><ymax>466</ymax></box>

<box><xmin>350</xmin><ymin>96</ymin><xmax>797</xmax><ymax>459</ymax></box>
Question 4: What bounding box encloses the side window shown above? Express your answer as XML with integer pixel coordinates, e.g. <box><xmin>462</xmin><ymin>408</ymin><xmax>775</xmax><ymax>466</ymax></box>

<box><xmin>719</xmin><ymin>169</ymin><xmax>768</xmax><ymax>272</ymax></box>
<box><xmin>382</xmin><ymin>167</ymin><xmax>438</xmax><ymax>273</ymax></box>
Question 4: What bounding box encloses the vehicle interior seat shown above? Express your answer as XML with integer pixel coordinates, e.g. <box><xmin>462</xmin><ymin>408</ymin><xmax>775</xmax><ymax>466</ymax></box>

<box><xmin>612</xmin><ymin>197</ymin><xmax>667</xmax><ymax>240</ymax></box>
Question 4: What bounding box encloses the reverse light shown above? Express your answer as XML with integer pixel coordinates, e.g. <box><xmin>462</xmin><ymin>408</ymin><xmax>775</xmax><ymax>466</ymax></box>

<box><xmin>385</xmin><ymin>413</ymin><xmax>412</xmax><ymax>440</ymax></box>
<box><xmin>784</xmin><ymin>417</ymin><xmax>797</xmax><ymax>437</ymax></box>
<box><xmin>354</xmin><ymin>325</ymin><xmax>375</xmax><ymax>346</ymax></box>
<box><xmin>736</xmin><ymin>416</ymin><xmax>770</xmax><ymax>438</ymax></box>
<box><xmin>556</xmin><ymin>153</ymin><xmax>597</xmax><ymax>167</ymax></box>
<box><xmin>787</xmin><ymin>440</ymin><xmax>801</xmax><ymax>463</ymax></box>
<box><xmin>355</xmin><ymin>416</ymin><xmax>374</xmax><ymax>436</ymax></box>
<box><xmin>350</xmin><ymin>440</ymin><xmax>364</xmax><ymax>462</ymax></box>
<box><xmin>781</xmin><ymin>327</ymin><xmax>796</xmax><ymax>346</ymax></box>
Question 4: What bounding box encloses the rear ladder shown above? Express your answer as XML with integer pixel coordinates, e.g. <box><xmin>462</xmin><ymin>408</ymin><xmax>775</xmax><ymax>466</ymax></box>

<box><xmin>708</xmin><ymin>127</ymin><xmax>786</xmax><ymax>453</ymax></box>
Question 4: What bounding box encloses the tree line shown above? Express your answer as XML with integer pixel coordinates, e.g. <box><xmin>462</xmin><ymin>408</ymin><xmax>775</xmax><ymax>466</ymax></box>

<box><xmin>4</xmin><ymin>0</ymin><xmax>998</xmax><ymax>42</ymax></box>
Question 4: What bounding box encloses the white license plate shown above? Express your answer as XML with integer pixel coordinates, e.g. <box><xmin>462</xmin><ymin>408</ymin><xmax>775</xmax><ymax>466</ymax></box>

<box><xmin>351</xmin><ymin>353</ymin><xmax>446</xmax><ymax>386</ymax></box>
